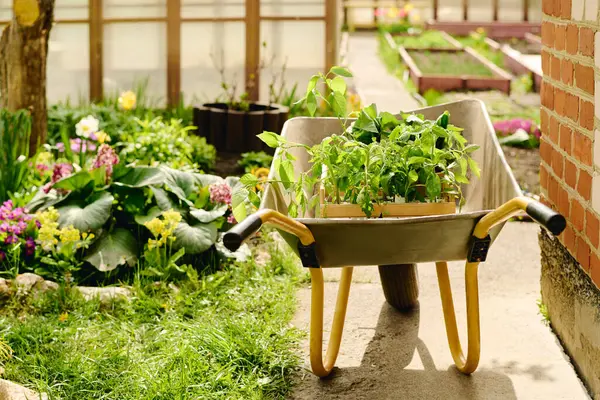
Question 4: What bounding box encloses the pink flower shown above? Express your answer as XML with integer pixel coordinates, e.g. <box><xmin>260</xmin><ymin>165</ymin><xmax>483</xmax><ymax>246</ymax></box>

<box><xmin>43</xmin><ymin>163</ymin><xmax>74</xmax><ymax>193</ymax></box>
<box><xmin>36</xmin><ymin>164</ymin><xmax>49</xmax><ymax>173</ymax></box>
<box><xmin>227</xmin><ymin>214</ymin><xmax>236</xmax><ymax>224</ymax></box>
<box><xmin>25</xmin><ymin>237</ymin><xmax>35</xmax><ymax>256</ymax></box>
<box><xmin>209</xmin><ymin>183</ymin><xmax>232</xmax><ymax>205</ymax></box>
<box><xmin>92</xmin><ymin>144</ymin><xmax>120</xmax><ymax>181</ymax></box>
<box><xmin>56</xmin><ymin>139</ymin><xmax>97</xmax><ymax>153</ymax></box>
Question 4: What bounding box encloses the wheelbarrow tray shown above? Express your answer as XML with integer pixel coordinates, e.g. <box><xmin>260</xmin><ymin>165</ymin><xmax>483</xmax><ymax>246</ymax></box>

<box><xmin>260</xmin><ymin>99</ymin><xmax>522</xmax><ymax>267</ymax></box>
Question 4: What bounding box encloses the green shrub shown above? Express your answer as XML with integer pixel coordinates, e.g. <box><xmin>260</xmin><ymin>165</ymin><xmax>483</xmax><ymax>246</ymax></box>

<box><xmin>0</xmin><ymin>109</ymin><xmax>32</xmax><ymax>203</ymax></box>
<box><xmin>238</xmin><ymin>151</ymin><xmax>273</xmax><ymax>173</ymax></box>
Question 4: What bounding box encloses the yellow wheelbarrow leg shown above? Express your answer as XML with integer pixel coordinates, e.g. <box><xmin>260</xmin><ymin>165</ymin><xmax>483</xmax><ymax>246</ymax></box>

<box><xmin>309</xmin><ymin>266</ymin><xmax>353</xmax><ymax>377</ymax></box>
<box><xmin>436</xmin><ymin>261</ymin><xmax>481</xmax><ymax>374</ymax></box>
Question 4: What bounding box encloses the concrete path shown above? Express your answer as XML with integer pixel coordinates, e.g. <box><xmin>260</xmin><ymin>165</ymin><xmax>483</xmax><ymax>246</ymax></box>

<box><xmin>345</xmin><ymin>33</ymin><xmax>420</xmax><ymax>113</ymax></box>
<box><xmin>291</xmin><ymin>223</ymin><xmax>591</xmax><ymax>399</ymax></box>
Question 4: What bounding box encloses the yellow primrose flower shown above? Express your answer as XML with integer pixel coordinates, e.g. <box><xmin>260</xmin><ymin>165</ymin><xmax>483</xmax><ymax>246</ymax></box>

<box><xmin>147</xmin><ymin>238</ymin><xmax>162</xmax><ymax>250</ymax></box>
<box><xmin>59</xmin><ymin>226</ymin><xmax>81</xmax><ymax>244</ymax></box>
<box><xmin>37</xmin><ymin>207</ymin><xmax>59</xmax><ymax>226</ymax></box>
<box><xmin>145</xmin><ymin>218</ymin><xmax>165</xmax><ymax>238</ymax></box>
<box><xmin>162</xmin><ymin>209</ymin><xmax>182</xmax><ymax>231</ymax></box>
<box><xmin>95</xmin><ymin>131</ymin><xmax>111</xmax><ymax>144</ymax></box>
<box><xmin>118</xmin><ymin>90</ymin><xmax>137</xmax><ymax>111</ymax></box>
<box><xmin>37</xmin><ymin>152</ymin><xmax>53</xmax><ymax>165</ymax></box>
<box><xmin>58</xmin><ymin>312</ymin><xmax>68</xmax><ymax>322</ymax></box>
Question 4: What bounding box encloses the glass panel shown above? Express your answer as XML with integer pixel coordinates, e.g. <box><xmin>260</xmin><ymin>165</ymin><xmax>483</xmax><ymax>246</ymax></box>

<box><xmin>55</xmin><ymin>0</ymin><xmax>88</xmax><ymax>19</ymax></box>
<box><xmin>181</xmin><ymin>22</ymin><xmax>245</xmax><ymax>103</ymax></box>
<box><xmin>259</xmin><ymin>21</ymin><xmax>325</xmax><ymax>102</ymax></box>
<box><xmin>0</xmin><ymin>1</ymin><xmax>11</xmax><ymax>21</ymax></box>
<box><xmin>499</xmin><ymin>0</ymin><xmax>526</xmax><ymax>21</ymax></box>
<box><xmin>103</xmin><ymin>23</ymin><xmax>167</xmax><ymax>105</ymax></box>
<box><xmin>467</xmin><ymin>0</ymin><xmax>494</xmax><ymax>22</ymax></box>
<box><xmin>47</xmin><ymin>24</ymin><xmax>90</xmax><ymax>104</ymax></box>
<box><xmin>104</xmin><ymin>0</ymin><xmax>166</xmax><ymax>19</ymax></box>
<box><xmin>261</xmin><ymin>0</ymin><xmax>324</xmax><ymax>17</ymax></box>
<box><xmin>528</xmin><ymin>0</ymin><xmax>543</xmax><ymax>22</ymax></box>
<box><xmin>182</xmin><ymin>0</ymin><xmax>244</xmax><ymax>19</ymax></box>
<box><xmin>437</xmin><ymin>0</ymin><xmax>465</xmax><ymax>22</ymax></box>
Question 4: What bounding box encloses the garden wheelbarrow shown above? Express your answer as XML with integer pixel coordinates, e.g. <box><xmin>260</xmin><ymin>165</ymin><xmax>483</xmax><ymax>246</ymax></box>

<box><xmin>223</xmin><ymin>99</ymin><xmax>566</xmax><ymax>378</ymax></box>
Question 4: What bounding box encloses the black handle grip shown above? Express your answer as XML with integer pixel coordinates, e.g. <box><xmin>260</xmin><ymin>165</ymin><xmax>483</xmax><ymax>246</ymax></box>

<box><xmin>525</xmin><ymin>201</ymin><xmax>566</xmax><ymax>236</ymax></box>
<box><xmin>223</xmin><ymin>213</ymin><xmax>264</xmax><ymax>252</ymax></box>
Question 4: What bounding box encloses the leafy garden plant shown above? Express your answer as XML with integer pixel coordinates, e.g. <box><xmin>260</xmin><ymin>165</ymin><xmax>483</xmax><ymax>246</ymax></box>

<box><xmin>239</xmin><ymin>67</ymin><xmax>481</xmax><ymax>218</ymax></box>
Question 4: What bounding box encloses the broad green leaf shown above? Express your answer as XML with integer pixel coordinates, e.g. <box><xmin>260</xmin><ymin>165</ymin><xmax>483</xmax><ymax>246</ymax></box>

<box><xmin>331</xmin><ymin>91</ymin><xmax>347</xmax><ymax>118</ymax></box>
<box><xmin>362</xmin><ymin>103</ymin><xmax>378</xmax><ymax>120</ymax></box>
<box><xmin>307</xmin><ymin>75</ymin><xmax>319</xmax><ymax>93</ymax></box>
<box><xmin>113</xmin><ymin>166</ymin><xmax>163</xmax><ymax>188</ymax></box>
<box><xmin>152</xmin><ymin>187</ymin><xmax>183</xmax><ymax>212</ymax></box>
<box><xmin>53</xmin><ymin>171</ymin><xmax>93</xmax><ymax>191</ymax></box>
<box><xmin>408</xmin><ymin>170</ymin><xmax>418</xmax><ymax>183</ymax></box>
<box><xmin>84</xmin><ymin>228</ymin><xmax>138</xmax><ymax>272</ymax></box>
<box><xmin>161</xmin><ymin>167</ymin><xmax>198</xmax><ymax>202</ymax></box>
<box><xmin>464</xmin><ymin>144</ymin><xmax>480</xmax><ymax>153</ymax></box>
<box><xmin>248</xmin><ymin>190</ymin><xmax>261</xmax><ymax>208</ymax></box>
<box><xmin>57</xmin><ymin>191</ymin><xmax>114</xmax><ymax>231</ymax></box>
<box><xmin>406</xmin><ymin>114</ymin><xmax>424</xmax><ymax>125</ymax></box>
<box><xmin>408</xmin><ymin>156</ymin><xmax>427</xmax><ymax>165</ymax></box>
<box><xmin>90</xmin><ymin>166</ymin><xmax>107</xmax><ymax>186</ymax></box>
<box><xmin>232</xmin><ymin>201</ymin><xmax>247</xmax><ymax>223</ymax></box>
<box><xmin>190</xmin><ymin>204</ymin><xmax>228</xmax><ymax>223</ymax></box>
<box><xmin>173</xmin><ymin>220</ymin><xmax>218</xmax><ymax>254</ymax></box>
<box><xmin>257</xmin><ymin>131</ymin><xmax>280</xmax><ymax>148</ymax></box>
<box><xmin>306</xmin><ymin>91</ymin><xmax>317</xmax><ymax>117</ymax></box>
<box><xmin>134</xmin><ymin>206</ymin><xmax>163</xmax><ymax>225</ymax></box>
<box><xmin>279</xmin><ymin>160</ymin><xmax>295</xmax><ymax>189</ymax></box>
<box><xmin>330</xmin><ymin>66</ymin><xmax>353</xmax><ymax>77</ymax></box>
<box><xmin>240</xmin><ymin>173</ymin><xmax>259</xmax><ymax>188</ymax></box>
<box><xmin>330</xmin><ymin>76</ymin><xmax>347</xmax><ymax>94</ymax></box>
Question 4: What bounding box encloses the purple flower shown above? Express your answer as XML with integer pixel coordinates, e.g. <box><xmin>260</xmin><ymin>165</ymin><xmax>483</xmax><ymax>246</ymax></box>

<box><xmin>0</xmin><ymin>251</ymin><xmax>5</xmax><ymax>262</ymax></box>
<box><xmin>4</xmin><ymin>235</ymin><xmax>17</xmax><ymax>245</ymax></box>
<box><xmin>56</xmin><ymin>139</ymin><xmax>97</xmax><ymax>153</ymax></box>
<box><xmin>25</xmin><ymin>237</ymin><xmax>35</xmax><ymax>256</ymax></box>
<box><xmin>43</xmin><ymin>163</ymin><xmax>74</xmax><ymax>193</ymax></box>
<box><xmin>91</xmin><ymin>144</ymin><xmax>120</xmax><ymax>181</ymax></box>
<box><xmin>0</xmin><ymin>223</ymin><xmax>9</xmax><ymax>233</ymax></box>
<box><xmin>494</xmin><ymin>118</ymin><xmax>540</xmax><ymax>138</ymax></box>
<box><xmin>209</xmin><ymin>183</ymin><xmax>232</xmax><ymax>205</ymax></box>
<box><xmin>36</xmin><ymin>164</ymin><xmax>49</xmax><ymax>173</ymax></box>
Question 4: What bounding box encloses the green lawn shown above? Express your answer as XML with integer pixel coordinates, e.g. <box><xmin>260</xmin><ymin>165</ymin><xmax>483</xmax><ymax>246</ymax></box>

<box><xmin>0</xmin><ymin>234</ymin><xmax>304</xmax><ymax>400</ymax></box>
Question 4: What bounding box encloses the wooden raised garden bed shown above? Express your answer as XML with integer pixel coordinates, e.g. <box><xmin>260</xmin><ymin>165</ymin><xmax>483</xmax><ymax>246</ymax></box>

<box><xmin>485</xmin><ymin>35</ymin><xmax>542</xmax><ymax>92</ymax></box>
<box><xmin>193</xmin><ymin>102</ymin><xmax>288</xmax><ymax>153</ymax></box>
<box><xmin>397</xmin><ymin>46</ymin><xmax>512</xmax><ymax>95</ymax></box>
<box><xmin>386</xmin><ymin>30</ymin><xmax>463</xmax><ymax>50</ymax></box>
<box><xmin>425</xmin><ymin>20</ymin><xmax>541</xmax><ymax>39</ymax></box>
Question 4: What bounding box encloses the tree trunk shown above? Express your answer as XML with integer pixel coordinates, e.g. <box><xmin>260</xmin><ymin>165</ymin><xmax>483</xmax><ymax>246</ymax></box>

<box><xmin>0</xmin><ymin>0</ymin><xmax>55</xmax><ymax>155</ymax></box>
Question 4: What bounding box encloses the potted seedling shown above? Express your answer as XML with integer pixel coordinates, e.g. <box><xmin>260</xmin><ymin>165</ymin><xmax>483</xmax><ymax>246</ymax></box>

<box><xmin>193</xmin><ymin>49</ymin><xmax>288</xmax><ymax>154</ymax></box>
<box><xmin>239</xmin><ymin>67</ymin><xmax>481</xmax><ymax>219</ymax></box>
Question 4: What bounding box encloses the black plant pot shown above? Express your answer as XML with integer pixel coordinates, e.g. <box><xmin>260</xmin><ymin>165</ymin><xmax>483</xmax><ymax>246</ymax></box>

<box><xmin>193</xmin><ymin>102</ymin><xmax>289</xmax><ymax>154</ymax></box>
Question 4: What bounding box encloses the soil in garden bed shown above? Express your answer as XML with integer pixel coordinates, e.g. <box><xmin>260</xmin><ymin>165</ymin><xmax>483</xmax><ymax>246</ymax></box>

<box><xmin>408</xmin><ymin>50</ymin><xmax>494</xmax><ymax>77</ymax></box>
<box><xmin>501</xmin><ymin>146</ymin><xmax>540</xmax><ymax>194</ymax></box>
<box><xmin>214</xmin><ymin>152</ymin><xmax>244</xmax><ymax>177</ymax></box>
<box><xmin>394</xmin><ymin>30</ymin><xmax>456</xmax><ymax>49</ymax></box>
<box><xmin>498</xmin><ymin>38</ymin><xmax>540</xmax><ymax>54</ymax></box>
<box><xmin>454</xmin><ymin>36</ymin><xmax>506</xmax><ymax>69</ymax></box>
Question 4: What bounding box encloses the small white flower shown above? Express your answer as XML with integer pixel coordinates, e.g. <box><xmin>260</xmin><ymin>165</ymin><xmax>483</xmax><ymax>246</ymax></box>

<box><xmin>75</xmin><ymin>115</ymin><xmax>100</xmax><ymax>138</ymax></box>
<box><xmin>16</xmin><ymin>155</ymin><xmax>26</xmax><ymax>162</ymax></box>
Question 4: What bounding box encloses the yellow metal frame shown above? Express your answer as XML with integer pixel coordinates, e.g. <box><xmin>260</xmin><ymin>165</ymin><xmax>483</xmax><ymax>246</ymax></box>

<box><xmin>259</xmin><ymin>196</ymin><xmax>536</xmax><ymax>378</ymax></box>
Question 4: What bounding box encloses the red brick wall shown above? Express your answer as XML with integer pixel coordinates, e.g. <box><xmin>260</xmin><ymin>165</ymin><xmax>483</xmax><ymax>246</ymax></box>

<box><xmin>540</xmin><ymin>0</ymin><xmax>600</xmax><ymax>289</ymax></box>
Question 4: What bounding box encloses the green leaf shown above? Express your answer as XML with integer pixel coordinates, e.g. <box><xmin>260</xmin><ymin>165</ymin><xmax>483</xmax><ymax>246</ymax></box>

<box><xmin>307</xmin><ymin>75</ymin><xmax>319</xmax><ymax>93</ymax></box>
<box><xmin>278</xmin><ymin>160</ymin><xmax>295</xmax><ymax>189</ymax></box>
<box><xmin>173</xmin><ymin>220</ymin><xmax>218</xmax><ymax>254</ymax></box>
<box><xmin>408</xmin><ymin>170</ymin><xmax>418</xmax><ymax>183</ymax></box>
<box><xmin>464</xmin><ymin>144</ymin><xmax>480</xmax><ymax>153</ymax></box>
<box><xmin>331</xmin><ymin>91</ymin><xmax>347</xmax><ymax>118</ymax></box>
<box><xmin>190</xmin><ymin>204</ymin><xmax>228</xmax><ymax>223</ymax></box>
<box><xmin>53</xmin><ymin>171</ymin><xmax>93</xmax><ymax>192</ymax></box>
<box><xmin>426</xmin><ymin>173</ymin><xmax>442</xmax><ymax>199</ymax></box>
<box><xmin>134</xmin><ymin>206</ymin><xmax>163</xmax><ymax>225</ymax></box>
<box><xmin>113</xmin><ymin>166</ymin><xmax>164</xmax><ymax>188</ymax></box>
<box><xmin>84</xmin><ymin>228</ymin><xmax>138</xmax><ymax>272</ymax></box>
<box><xmin>257</xmin><ymin>131</ymin><xmax>280</xmax><ymax>148</ymax></box>
<box><xmin>436</xmin><ymin>111</ymin><xmax>449</xmax><ymax>129</ymax></box>
<box><xmin>330</xmin><ymin>76</ymin><xmax>347</xmax><ymax>94</ymax></box>
<box><xmin>232</xmin><ymin>201</ymin><xmax>247</xmax><ymax>223</ymax></box>
<box><xmin>468</xmin><ymin>157</ymin><xmax>481</xmax><ymax>178</ymax></box>
<box><xmin>169</xmin><ymin>247</ymin><xmax>186</xmax><ymax>264</ymax></box>
<box><xmin>57</xmin><ymin>191</ymin><xmax>114</xmax><ymax>231</ymax></box>
<box><xmin>306</xmin><ymin>91</ymin><xmax>317</xmax><ymax>117</ymax></box>
<box><xmin>379</xmin><ymin>112</ymin><xmax>400</xmax><ymax>130</ymax></box>
<box><xmin>406</xmin><ymin>114</ymin><xmax>424</xmax><ymax>125</ymax></box>
<box><xmin>240</xmin><ymin>173</ymin><xmax>259</xmax><ymax>188</ymax></box>
<box><xmin>362</xmin><ymin>104</ymin><xmax>378</xmax><ymax>120</ymax></box>
<box><xmin>330</xmin><ymin>66</ymin><xmax>353</xmax><ymax>77</ymax></box>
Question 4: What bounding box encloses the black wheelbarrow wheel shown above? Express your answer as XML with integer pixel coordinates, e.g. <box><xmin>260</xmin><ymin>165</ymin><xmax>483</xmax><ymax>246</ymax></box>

<box><xmin>378</xmin><ymin>264</ymin><xmax>419</xmax><ymax>311</ymax></box>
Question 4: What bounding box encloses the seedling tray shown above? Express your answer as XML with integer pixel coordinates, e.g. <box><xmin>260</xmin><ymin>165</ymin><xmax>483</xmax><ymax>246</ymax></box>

<box><xmin>397</xmin><ymin>47</ymin><xmax>512</xmax><ymax>95</ymax></box>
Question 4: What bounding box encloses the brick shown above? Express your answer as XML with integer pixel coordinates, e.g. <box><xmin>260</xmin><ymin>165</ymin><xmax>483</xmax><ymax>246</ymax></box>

<box><xmin>580</xmin><ymin>99</ymin><xmax>595</xmax><ymax>130</ymax></box>
<box><xmin>577</xmin><ymin>235</ymin><xmax>591</xmax><ymax>270</ymax></box>
<box><xmin>540</xmin><ymin>139</ymin><xmax>552</xmax><ymax>164</ymax></box>
<box><xmin>565</xmin><ymin>159</ymin><xmax>578</xmax><ymax>188</ymax></box>
<box><xmin>541</xmin><ymin>108</ymin><xmax>549</xmax><ymax>135</ymax></box>
<box><xmin>543</xmin><ymin>0</ymin><xmax>553</xmax><ymax>15</ymax></box>
<box><xmin>549</xmin><ymin>116</ymin><xmax>560</xmax><ymax>144</ymax></box>
<box><xmin>542</xmin><ymin>22</ymin><xmax>556</xmax><ymax>47</ymax></box>
<box><xmin>554</xmin><ymin>87</ymin><xmax>566</xmax><ymax>116</ymax></box>
<box><xmin>579</xmin><ymin>27</ymin><xmax>594</xmax><ymax>56</ymax></box>
<box><xmin>567</xmin><ymin>24</ymin><xmax>580</xmax><ymax>54</ymax></box>
<box><xmin>561</xmin><ymin>58</ymin><xmax>574</xmax><ymax>85</ymax></box>
<box><xmin>593</xmin><ymin>176</ymin><xmax>600</xmax><ymax>213</ymax></box>
<box><xmin>579</xmin><ymin>169</ymin><xmax>593</xmax><ymax>200</ymax></box>
<box><xmin>592</xmin><ymin>252</ymin><xmax>600</xmax><ymax>287</ymax></box>
<box><xmin>560</xmin><ymin>124</ymin><xmax>572</xmax><ymax>152</ymax></box>
<box><xmin>586</xmin><ymin>210</ymin><xmax>600</xmax><ymax>248</ymax></box>
<box><xmin>551</xmin><ymin>56</ymin><xmax>562</xmax><ymax>81</ymax></box>
<box><xmin>541</xmin><ymin>81</ymin><xmax>555</xmax><ymax>109</ymax></box>
<box><xmin>554</xmin><ymin>0</ymin><xmax>562</xmax><ymax>16</ymax></box>
<box><xmin>573</xmin><ymin>131</ymin><xmax>593</xmax><ymax>166</ymax></box>
<box><xmin>564</xmin><ymin>224</ymin><xmax>576</xmax><ymax>254</ymax></box>
<box><xmin>556</xmin><ymin>25</ymin><xmax>567</xmax><ymax>51</ymax></box>
<box><xmin>541</xmin><ymin>50</ymin><xmax>550</xmax><ymax>75</ymax></box>
<box><xmin>540</xmin><ymin>164</ymin><xmax>549</xmax><ymax>190</ymax></box>
<box><xmin>558</xmin><ymin>186</ymin><xmax>570</xmax><ymax>217</ymax></box>
<box><xmin>549</xmin><ymin>172</ymin><xmax>560</xmax><ymax>205</ymax></box>
<box><xmin>566</xmin><ymin>92</ymin><xmax>580</xmax><ymax>122</ymax></box>
<box><xmin>572</xmin><ymin>198</ymin><xmax>585</xmax><ymax>231</ymax></box>
<box><xmin>552</xmin><ymin>147</ymin><xmax>565</xmax><ymax>177</ymax></box>
<box><xmin>575</xmin><ymin>63</ymin><xmax>595</xmax><ymax>94</ymax></box>
<box><xmin>562</xmin><ymin>0</ymin><xmax>572</xmax><ymax>17</ymax></box>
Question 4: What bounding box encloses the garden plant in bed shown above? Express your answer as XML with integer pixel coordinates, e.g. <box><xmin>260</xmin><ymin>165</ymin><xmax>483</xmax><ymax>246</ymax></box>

<box><xmin>239</xmin><ymin>67</ymin><xmax>481</xmax><ymax>219</ymax></box>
